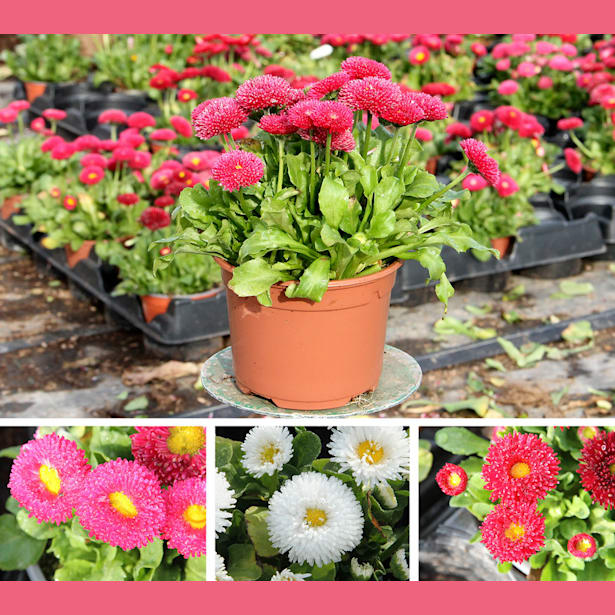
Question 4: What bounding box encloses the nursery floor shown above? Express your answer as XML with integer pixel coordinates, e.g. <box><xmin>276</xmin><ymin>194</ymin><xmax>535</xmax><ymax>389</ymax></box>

<box><xmin>0</xmin><ymin>241</ymin><xmax>613</xmax><ymax>419</ymax></box>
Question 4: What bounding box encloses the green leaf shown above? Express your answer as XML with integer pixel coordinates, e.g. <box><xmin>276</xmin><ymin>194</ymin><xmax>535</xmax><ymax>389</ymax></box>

<box><xmin>227</xmin><ymin>544</ymin><xmax>262</xmax><ymax>581</ymax></box>
<box><xmin>435</xmin><ymin>427</ymin><xmax>489</xmax><ymax>456</ymax></box>
<box><xmin>0</xmin><ymin>446</ymin><xmax>21</xmax><ymax>459</ymax></box>
<box><xmin>292</xmin><ymin>430</ymin><xmax>322</xmax><ymax>469</ymax></box>
<box><xmin>229</xmin><ymin>258</ymin><xmax>292</xmax><ymax>298</ymax></box>
<box><xmin>318</xmin><ymin>176</ymin><xmax>349</xmax><ymax>230</ymax></box>
<box><xmin>245</xmin><ymin>506</ymin><xmax>279</xmax><ymax>558</ymax></box>
<box><xmin>215</xmin><ymin>437</ymin><xmax>234</xmax><ymax>468</ymax></box>
<box><xmin>285</xmin><ymin>257</ymin><xmax>330</xmax><ymax>302</ymax></box>
<box><xmin>184</xmin><ymin>555</ymin><xmax>206</xmax><ymax>581</ymax></box>
<box><xmin>133</xmin><ymin>538</ymin><xmax>164</xmax><ymax>581</ymax></box>
<box><xmin>435</xmin><ymin>273</ymin><xmax>454</xmax><ymax>309</ymax></box>
<box><xmin>0</xmin><ymin>514</ymin><xmax>46</xmax><ymax>571</ymax></box>
<box><xmin>124</xmin><ymin>395</ymin><xmax>149</xmax><ymax>412</ymax></box>
<box><xmin>497</xmin><ymin>561</ymin><xmax>512</xmax><ymax>574</ymax></box>
<box><xmin>16</xmin><ymin>509</ymin><xmax>58</xmax><ymax>540</ymax></box>
<box><xmin>418</xmin><ymin>443</ymin><xmax>433</xmax><ymax>482</ymax></box>
<box><xmin>555</xmin><ymin>280</ymin><xmax>594</xmax><ymax>297</ymax></box>
<box><xmin>405</xmin><ymin>169</ymin><xmax>439</xmax><ymax>198</ymax></box>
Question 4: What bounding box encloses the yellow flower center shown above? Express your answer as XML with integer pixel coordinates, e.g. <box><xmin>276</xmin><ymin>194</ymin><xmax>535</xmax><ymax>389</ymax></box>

<box><xmin>505</xmin><ymin>522</ymin><xmax>526</xmax><ymax>541</ymax></box>
<box><xmin>609</xmin><ymin>463</ymin><xmax>615</xmax><ymax>475</ymax></box>
<box><xmin>510</xmin><ymin>111</ymin><xmax>517</xmax><ymax>117</ymax></box>
<box><xmin>448</xmin><ymin>472</ymin><xmax>462</xmax><ymax>488</ymax></box>
<box><xmin>166</xmin><ymin>426</ymin><xmax>205</xmax><ymax>456</ymax></box>
<box><xmin>109</xmin><ymin>491</ymin><xmax>138</xmax><ymax>518</ymax></box>
<box><xmin>478</xmin><ymin>116</ymin><xmax>486</xmax><ymax>123</ymax></box>
<box><xmin>305</xmin><ymin>508</ymin><xmax>327</xmax><ymax>528</ymax></box>
<box><xmin>191</xmin><ymin>157</ymin><xmax>200</xmax><ymax>165</ymax></box>
<box><xmin>502</xmin><ymin>182</ymin><xmax>509</xmax><ymax>189</ymax></box>
<box><xmin>577</xmin><ymin>538</ymin><xmax>593</xmax><ymax>552</ymax></box>
<box><xmin>88</xmin><ymin>173</ymin><xmax>97</xmax><ymax>179</ymax></box>
<box><xmin>235</xmin><ymin>164</ymin><xmax>243</xmax><ymax>170</ymax></box>
<box><xmin>39</xmin><ymin>464</ymin><xmax>61</xmax><ymax>496</ymax></box>
<box><xmin>183</xmin><ymin>504</ymin><xmax>206</xmax><ymax>529</ymax></box>
<box><xmin>582</xmin><ymin>427</ymin><xmax>597</xmax><ymax>440</ymax></box>
<box><xmin>130</xmin><ymin>54</ymin><xmax>138</xmax><ymax>62</ymax></box>
<box><xmin>510</xmin><ymin>462</ymin><xmax>531</xmax><ymax>479</ymax></box>
<box><xmin>416</xmin><ymin>52</ymin><xmax>425</xmax><ymax>61</ymax></box>
<box><xmin>178</xmin><ymin>171</ymin><xmax>185</xmax><ymax>178</ymax></box>
<box><xmin>260</xmin><ymin>443</ymin><xmax>280</xmax><ymax>464</ymax></box>
<box><xmin>357</xmin><ymin>440</ymin><xmax>384</xmax><ymax>465</ymax></box>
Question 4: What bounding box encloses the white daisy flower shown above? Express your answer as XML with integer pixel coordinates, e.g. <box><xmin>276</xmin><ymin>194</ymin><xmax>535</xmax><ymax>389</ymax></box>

<box><xmin>215</xmin><ymin>469</ymin><xmax>236</xmax><ymax>536</ymax></box>
<box><xmin>241</xmin><ymin>425</ymin><xmax>294</xmax><ymax>478</ymax></box>
<box><xmin>267</xmin><ymin>472</ymin><xmax>364</xmax><ymax>567</ymax></box>
<box><xmin>270</xmin><ymin>569</ymin><xmax>311</xmax><ymax>581</ymax></box>
<box><xmin>327</xmin><ymin>426</ymin><xmax>410</xmax><ymax>489</ymax></box>
<box><xmin>215</xmin><ymin>553</ymin><xmax>234</xmax><ymax>581</ymax></box>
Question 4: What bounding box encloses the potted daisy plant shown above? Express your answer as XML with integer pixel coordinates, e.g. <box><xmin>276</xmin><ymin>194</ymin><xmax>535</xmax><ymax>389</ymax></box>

<box><xmin>0</xmin><ymin>426</ymin><xmax>206</xmax><ymax>581</ymax></box>
<box><xmin>160</xmin><ymin>56</ymin><xmax>498</xmax><ymax>410</ymax></box>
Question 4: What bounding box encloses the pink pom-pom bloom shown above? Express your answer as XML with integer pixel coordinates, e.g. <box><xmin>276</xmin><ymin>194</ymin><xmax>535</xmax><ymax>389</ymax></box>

<box><xmin>564</xmin><ymin>148</ymin><xmax>582</xmax><ymax>174</ymax></box>
<box><xmin>150</xmin><ymin>128</ymin><xmax>177</xmax><ymax>142</ymax></box>
<box><xmin>117</xmin><ymin>193</ymin><xmax>139</xmax><ymax>206</ymax></box>
<box><xmin>495</xmin><ymin>105</ymin><xmax>523</xmax><ymax>130</ymax></box>
<box><xmin>162</xmin><ymin>478</ymin><xmax>207</xmax><ymax>558</ymax></box>
<box><xmin>0</xmin><ymin>107</ymin><xmax>18</xmax><ymax>123</ymax></box>
<box><xmin>307</xmin><ymin>72</ymin><xmax>351</xmax><ymax>100</ymax></box>
<box><xmin>578</xmin><ymin>430</ymin><xmax>615</xmax><ymax>510</ymax></box>
<box><xmin>482</xmin><ymin>432</ymin><xmax>560</xmax><ymax>505</ymax></box>
<box><xmin>471</xmin><ymin>42</ymin><xmax>487</xmax><ymax>57</ymax></box>
<box><xmin>235</xmin><ymin>75</ymin><xmax>295</xmax><ymax>111</ymax></box>
<box><xmin>498</xmin><ymin>80</ymin><xmax>520</xmax><ymax>95</ymax></box>
<box><xmin>192</xmin><ymin>97</ymin><xmax>248</xmax><ymax>140</ymax></box>
<box><xmin>155</xmin><ymin>196</ymin><xmax>175</xmax><ymax>208</ymax></box>
<box><xmin>259</xmin><ymin>112</ymin><xmax>298</xmax><ymax>135</ymax></box>
<box><xmin>557</xmin><ymin>117</ymin><xmax>584</xmax><ymax>131</ymax></box>
<box><xmin>406</xmin><ymin>92</ymin><xmax>448</xmax><ymax>121</ymax></box>
<box><xmin>140</xmin><ymin>206</ymin><xmax>171</xmax><ymax>230</ymax></box>
<box><xmin>178</xmin><ymin>88</ymin><xmax>198</xmax><ymax>103</ymax></box>
<box><xmin>409</xmin><ymin>45</ymin><xmax>430</xmax><ymax>65</ymax></box>
<box><xmin>538</xmin><ymin>76</ymin><xmax>554</xmax><ymax>90</ymax></box>
<box><xmin>496</xmin><ymin>174</ymin><xmax>520</xmax><ymax>197</ymax></box>
<box><xmin>212</xmin><ymin>150</ymin><xmax>264</xmax><ymax>192</ymax></box>
<box><xmin>568</xmin><ymin>533</ymin><xmax>597</xmax><ymax>559</ymax></box>
<box><xmin>415</xmin><ymin>127</ymin><xmax>433</xmax><ymax>142</ymax></box>
<box><xmin>470</xmin><ymin>110</ymin><xmax>494</xmax><ymax>133</ymax></box>
<box><xmin>231</xmin><ymin>125</ymin><xmax>249</xmax><ymax>140</ymax></box>
<box><xmin>127</xmin><ymin>112</ymin><xmax>157</xmax><ymax>130</ymax></box>
<box><xmin>42</xmin><ymin>108</ymin><xmax>67</xmax><ymax>121</ymax></box>
<box><xmin>119</xmin><ymin>128</ymin><xmax>145</xmax><ymax>149</ymax></box>
<box><xmin>170</xmin><ymin>116</ymin><xmax>193</xmax><ymax>138</ymax></box>
<box><xmin>51</xmin><ymin>142</ymin><xmax>76</xmax><ymax>160</ymax></box>
<box><xmin>75</xmin><ymin>458</ymin><xmax>165</xmax><ymax>551</ymax></box>
<box><xmin>549</xmin><ymin>54</ymin><xmax>574</xmax><ymax>71</ymax></box>
<box><xmin>73</xmin><ymin>134</ymin><xmax>101</xmax><ymax>152</ymax></box>
<box><xmin>79</xmin><ymin>165</ymin><xmax>106</xmax><ymax>185</ymax></box>
<box><xmin>41</xmin><ymin>135</ymin><xmax>64</xmax><ymax>152</ymax></box>
<box><xmin>379</xmin><ymin>93</ymin><xmax>425</xmax><ymax>126</ymax></box>
<box><xmin>131</xmin><ymin>426</ymin><xmax>206</xmax><ymax>486</ymax></box>
<box><xmin>182</xmin><ymin>150</ymin><xmax>221</xmax><ymax>171</ymax></box>
<box><xmin>8</xmin><ymin>433</ymin><xmax>91</xmax><ymax>525</ymax></box>
<box><xmin>30</xmin><ymin>117</ymin><xmax>46</xmax><ymax>133</ymax></box>
<box><xmin>63</xmin><ymin>195</ymin><xmax>77</xmax><ymax>211</ymax></box>
<box><xmin>98</xmin><ymin>109</ymin><xmax>128</xmax><ymax>124</ymax></box>
<box><xmin>460</xmin><ymin>139</ymin><xmax>501</xmax><ymax>186</ymax></box>
<box><xmin>341</xmin><ymin>56</ymin><xmax>391</xmax><ymax>80</ymax></box>
<box><xmin>310</xmin><ymin>100</ymin><xmax>354</xmax><ymax>133</ymax></box>
<box><xmin>496</xmin><ymin>58</ymin><xmax>511</xmax><ymax>71</ymax></box>
<box><xmin>480</xmin><ymin>503</ymin><xmax>545</xmax><ymax>563</ymax></box>
<box><xmin>339</xmin><ymin>77</ymin><xmax>401</xmax><ymax>117</ymax></box>
<box><xmin>421</xmin><ymin>82</ymin><xmax>456</xmax><ymax>98</ymax></box>
<box><xmin>446</xmin><ymin>122</ymin><xmax>473</xmax><ymax>139</ymax></box>
<box><xmin>517</xmin><ymin>62</ymin><xmax>540</xmax><ymax>78</ymax></box>
<box><xmin>462</xmin><ymin>173</ymin><xmax>488</xmax><ymax>191</ymax></box>
<box><xmin>9</xmin><ymin>99</ymin><xmax>30</xmax><ymax>112</ymax></box>
<box><xmin>436</xmin><ymin>463</ymin><xmax>468</xmax><ymax>496</ymax></box>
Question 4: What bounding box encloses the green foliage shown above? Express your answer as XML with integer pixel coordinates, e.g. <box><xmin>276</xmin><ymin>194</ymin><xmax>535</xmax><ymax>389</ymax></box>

<box><xmin>215</xmin><ymin>428</ymin><xmax>409</xmax><ymax>581</ymax></box>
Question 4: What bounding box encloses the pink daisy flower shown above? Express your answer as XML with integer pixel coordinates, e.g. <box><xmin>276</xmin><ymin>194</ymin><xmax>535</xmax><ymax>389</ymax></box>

<box><xmin>140</xmin><ymin>207</ymin><xmax>171</xmax><ymax>230</ymax></box>
<box><xmin>182</xmin><ymin>150</ymin><xmax>221</xmax><ymax>171</ymax></box>
<box><xmin>162</xmin><ymin>478</ymin><xmax>207</xmax><ymax>558</ymax></box>
<box><xmin>287</xmin><ymin>99</ymin><xmax>320</xmax><ymax>130</ymax></box>
<box><xmin>578</xmin><ymin>431</ymin><xmax>615</xmax><ymax>510</ymax></box>
<box><xmin>76</xmin><ymin>458</ymin><xmax>165</xmax><ymax>551</ymax></box>
<box><xmin>129</xmin><ymin>150</ymin><xmax>152</xmax><ymax>170</ymax></box>
<box><xmin>557</xmin><ymin>117</ymin><xmax>584</xmax><ymax>131</ymax></box>
<box><xmin>117</xmin><ymin>193</ymin><xmax>139</xmax><ymax>206</ymax></box>
<box><xmin>409</xmin><ymin>45</ymin><xmax>430</xmax><ymax>65</ymax></box>
<box><xmin>119</xmin><ymin>128</ymin><xmax>145</xmax><ymax>149</ymax></box>
<box><xmin>538</xmin><ymin>76</ymin><xmax>554</xmax><ymax>90</ymax></box>
<box><xmin>127</xmin><ymin>112</ymin><xmax>157</xmax><ymax>130</ymax></box>
<box><xmin>338</xmin><ymin>77</ymin><xmax>401</xmax><ymax>116</ymax></box>
<box><xmin>379</xmin><ymin>93</ymin><xmax>425</xmax><ymax>126</ymax></box>
<box><xmin>341</xmin><ymin>56</ymin><xmax>391</xmax><ymax>80</ymax></box>
<box><xmin>495</xmin><ymin>174</ymin><xmax>519</xmax><ymax>197</ymax></box>
<box><xmin>259</xmin><ymin>112</ymin><xmax>298</xmax><ymax>135</ymax></box>
<box><xmin>79</xmin><ymin>165</ymin><xmax>105</xmax><ymax>185</ymax></box>
<box><xmin>462</xmin><ymin>173</ymin><xmax>488</xmax><ymax>191</ymax></box>
<box><xmin>480</xmin><ymin>503</ymin><xmax>545</xmax><ymax>563</ymax></box>
<box><xmin>498</xmin><ymin>80</ymin><xmax>520</xmax><ymax>95</ymax></box>
<box><xmin>192</xmin><ymin>97</ymin><xmax>248</xmax><ymax>140</ymax></box>
<box><xmin>42</xmin><ymin>108</ymin><xmax>66</xmax><ymax>121</ymax></box>
<box><xmin>415</xmin><ymin>127</ymin><xmax>433</xmax><ymax>142</ymax></box>
<box><xmin>51</xmin><ymin>142</ymin><xmax>76</xmax><ymax>160</ymax></box>
<box><xmin>459</xmin><ymin>138</ymin><xmax>501</xmax><ymax>186</ymax></box>
<box><xmin>436</xmin><ymin>463</ymin><xmax>468</xmax><ymax>496</ymax></box>
<box><xmin>405</xmin><ymin>92</ymin><xmax>448</xmax><ymax>121</ymax></box>
<box><xmin>421</xmin><ymin>82</ymin><xmax>456</xmax><ymax>97</ymax></box>
<box><xmin>235</xmin><ymin>75</ymin><xmax>294</xmax><ymax>111</ymax></box>
<box><xmin>178</xmin><ymin>88</ymin><xmax>198</xmax><ymax>103</ymax></box>
<box><xmin>310</xmin><ymin>100</ymin><xmax>354</xmax><ymax>133</ymax></box>
<box><xmin>568</xmin><ymin>533</ymin><xmax>597</xmax><ymax>559</ymax></box>
<box><xmin>170</xmin><ymin>116</ymin><xmax>193</xmax><ymax>138</ymax></box>
<box><xmin>564</xmin><ymin>148</ymin><xmax>582</xmax><ymax>174</ymax></box>
<box><xmin>98</xmin><ymin>109</ymin><xmax>128</xmax><ymax>124</ymax></box>
<box><xmin>131</xmin><ymin>427</ymin><xmax>206</xmax><ymax>486</ymax></box>
<box><xmin>495</xmin><ymin>105</ymin><xmax>523</xmax><ymax>130</ymax></box>
<box><xmin>150</xmin><ymin>128</ymin><xmax>177</xmax><ymax>142</ymax></box>
<box><xmin>8</xmin><ymin>433</ymin><xmax>91</xmax><ymax>525</ymax></box>
<box><xmin>0</xmin><ymin>107</ymin><xmax>18</xmax><ymax>123</ymax></box>
<box><xmin>446</xmin><ymin>122</ymin><xmax>473</xmax><ymax>139</ymax></box>
<box><xmin>212</xmin><ymin>150</ymin><xmax>264</xmax><ymax>192</ymax></box>
<box><xmin>482</xmin><ymin>432</ymin><xmax>560</xmax><ymax>505</ymax></box>
<box><xmin>307</xmin><ymin>71</ymin><xmax>351</xmax><ymax>100</ymax></box>
<box><xmin>470</xmin><ymin>110</ymin><xmax>495</xmax><ymax>132</ymax></box>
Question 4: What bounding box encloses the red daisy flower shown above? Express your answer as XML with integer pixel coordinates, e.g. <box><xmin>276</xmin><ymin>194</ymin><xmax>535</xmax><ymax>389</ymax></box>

<box><xmin>111</xmin><ymin>146</ymin><xmax>135</xmax><ymax>162</ymax></box>
<box><xmin>564</xmin><ymin>148</ymin><xmax>582</xmax><ymax>174</ymax></box>
<box><xmin>117</xmin><ymin>193</ymin><xmax>139</xmax><ymax>206</ymax></box>
<box><xmin>482</xmin><ymin>432</ymin><xmax>560</xmax><ymax>504</ymax></box>
<box><xmin>159</xmin><ymin>246</ymin><xmax>172</xmax><ymax>256</ymax></box>
<box><xmin>80</xmin><ymin>153</ymin><xmax>107</xmax><ymax>168</ymax></box>
<box><xmin>495</xmin><ymin>174</ymin><xmax>520</xmax><ymax>197</ymax></box>
<box><xmin>568</xmin><ymin>533</ymin><xmax>597</xmax><ymax>559</ymax></box>
<box><xmin>409</xmin><ymin>46</ymin><xmax>430</xmax><ymax>66</ymax></box>
<box><xmin>480</xmin><ymin>503</ymin><xmax>545</xmax><ymax>563</ymax></box>
<box><xmin>212</xmin><ymin>150</ymin><xmax>264</xmax><ymax>192</ymax></box>
<box><xmin>341</xmin><ymin>56</ymin><xmax>391</xmax><ymax>80</ymax></box>
<box><xmin>310</xmin><ymin>100</ymin><xmax>354</xmax><ymax>133</ymax></box>
<box><xmin>140</xmin><ymin>206</ymin><xmax>171</xmax><ymax>230</ymax></box>
<box><xmin>405</xmin><ymin>92</ymin><xmax>448</xmax><ymax>121</ymax></box>
<box><xmin>421</xmin><ymin>82</ymin><xmax>456</xmax><ymax>97</ymax></box>
<box><xmin>178</xmin><ymin>88</ymin><xmax>198</xmax><ymax>103</ymax></box>
<box><xmin>471</xmin><ymin>42</ymin><xmax>487</xmax><ymax>57</ymax></box>
<box><xmin>0</xmin><ymin>107</ymin><xmax>18</xmax><ymax>123</ymax></box>
<box><xmin>8</xmin><ymin>433</ymin><xmax>91</xmax><ymax>525</ymax></box>
<box><xmin>495</xmin><ymin>105</ymin><xmax>523</xmax><ymax>130</ymax></box>
<box><xmin>416</xmin><ymin>127</ymin><xmax>433</xmax><ymax>142</ymax></box>
<box><xmin>338</xmin><ymin>77</ymin><xmax>401</xmax><ymax>116</ymax></box>
<box><xmin>259</xmin><ymin>112</ymin><xmax>298</xmax><ymax>135</ymax></box>
<box><xmin>51</xmin><ymin>142</ymin><xmax>76</xmax><ymax>160</ymax></box>
<box><xmin>154</xmin><ymin>195</ymin><xmax>175</xmax><ymax>208</ymax></box>
<box><xmin>181</xmin><ymin>150</ymin><xmax>221</xmax><ymax>171</ymax></box>
<box><xmin>30</xmin><ymin>117</ymin><xmax>46</xmax><ymax>133</ymax></box>
<box><xmin>264</xmin><ymin>64</ymin><xmax>296</xmax><ymax>80</ymax></box>
<box><xmin>98</xmin><ymin>109</ymin><xmax>128</xmax><ymax>124</ymax></box>
<box><xmin>131</xmin><ymin>426</ymin><xmax>206</xmax><ymax>486</ymax></box>
<box><xmin>129</xmin><ymin>150</ymin><xmax>152</xmax><ymax>170</ymax></box>
<box><xmin>74</xmin><ymin>134</ymin><xmax>101</xmax><ymax>152</ymax></box>
<box><xmin>119</xmin><ymin>128</ymin><xmax>145</xmax><ymax>149</ymax></box>
<box><xmin>436</xmin><ymin>463</ymin><xmax>468</xmax><ymax>496</ymax></box>
<box><xmin>200</xmin><ymin>65</ymin><xmax>232</xmax><ymax>83</ymax></box>
<box><xmin>79</xmin><ymin>165</ymin><xmax>106</xmax><ymax>185</ymax></box>
<box><xmin>578</xmin><ymin>431</ymin><xmax>615</xmax><ymax>510</ymax></box>
<box><xmin>235</xmin><ymin>75</ymin><xmax>294</xmax><ymax>111</ymax></box>
<box><xmin>170</xmin><ymin>116</ymin><xmax>193</xmax><ymax>138</ymax></box>
<box><xmin>379</xmin><ymin>92</ymin><xmax>425</xmax><ymax>126</ymax></box>
<box><xmin>299</xmin><ymin>127</ymin><xmax>356</xmax><ymax>152</ymax></box>
<box><xmin>41</xmin><ymin>136</ymin><xmax>64</xmax><ymax>152</ymax></box>
<box><xmin>497</xmin><ymin>80</ymin><xmax>519</xmax><ymax>95</ymax></box>
<box><xmin>127</xmin><ymin>112</ymin><xmax>157</xmax><ymax>130</ymax></box>
<box><xmin>150</xmin><ymin>128</ymin><xmax>177</xmax><ymax>141</ymax></box>
<box><xmin>290</xmin><ymin>75</ymin><xmax>318</xmax><ymax>90</ymax></box>
<box><xmin>287</xmin><ymin>99</ymin><xmax>320</xmax><ymax>130</ymax></box>
<box><xmin>231</xmin><ymin>125</ymin><xmax>249</xmax><ymax>140</ymax></box>
<box><xmin>460</xmin><ymin>138</ymin><xmax>501</xmax><ymax>186</ymax></box>
<box><xmin>462</xmin><ymin>173</ymin><xmax>488</xmax><ymax>191</ymax></box>
<box><xmin>63</xmin><ymin>195</ymin><xmax>77</xmax><ymax>210</ymax></box>
<box><xmin>557</xmin><ymin>117</ymin><xmax>584</xmax><ymax>131</ymax></box>
<box><xmin>518</xmin><ymin>114</ymin><xmax>545</xmax><ymax>138</ymax></box>
<box><xmin>538</xmin><ymin>76</ymin><xmax>554</xmax><ymax>90</ymax></box>
<box><xmin>9</xmin><ymin>99</ymin><xmax>30</xmax><ymax>112</ymax></box>
<box><xmin>192</xmin><ymin>97</ymin><xmax>248</xmax><ymax>140</ymax></box>
<box><xmin>307</xmin><ymin>71</ymin><xmax>352</xmax><ymax>100</ymax></box>
<box><xmin>446</xmin><ymin>122</ymin><xmax>473</xmax><ymax>139</ymax></box>
<box><xmin>42</xmin><ymin>108</ymin><xmax>66</xmax><ymax>121</ymax></box>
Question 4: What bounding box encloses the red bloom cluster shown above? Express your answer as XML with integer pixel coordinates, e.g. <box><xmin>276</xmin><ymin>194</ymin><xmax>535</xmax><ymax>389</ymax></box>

<box><xmin>568</xmin><ymin>533</ymin><xmax>597</xmax><ymax>559</ymax></box>
<box><xmin>192</xmin><ymin>97</ymin><xmax>248</xmax><ymax>140</ymax></box>
<box><xmin>339</xmin><ymin>77</ymin><xmax>401</xmax><ymax>116</ymax></box>
<box><xmin>436</xmin><ymin>463</ymin><xmax>468</xmax><ymax>496</ymax></box>
<box><xmin>212</xmin><ymin>150</ymin><xmax>264</xmax><ymax>192</ymax></box>
<box><xmin>578</xmin><ymin>430</ymin><xmax>615</xmax><ymax>510</ymax></box>
<box><xmin>235</xmin><ymin>75</ymin><xmax>295</xmax><ymax>111</ymax></box>
<box><xmin>340</xmin><ymin>56</ymin><xmax>391</xmax><ymax>80</ymax></box>
<box><xmin>140</xmin><ymin>206</ymin><xmax>171</xmax><ymax>230</ymax></box>
<box><xmin>460</xmin><ymin>138</ymin><xmax>501</xmax><ymax>186</ymax></box>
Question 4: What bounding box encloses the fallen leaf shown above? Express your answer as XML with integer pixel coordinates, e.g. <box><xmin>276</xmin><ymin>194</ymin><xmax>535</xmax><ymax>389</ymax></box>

<box><xmin>122</xmin><ymin>361</ymin><xmax>200</xmax><ymax>386</ymax></box>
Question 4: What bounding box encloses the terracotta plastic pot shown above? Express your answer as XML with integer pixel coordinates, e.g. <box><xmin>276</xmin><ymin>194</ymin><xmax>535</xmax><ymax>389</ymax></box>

<box><xmin>216</xmin><ymin>258</ymin><xmax>402</xmax><ymax>410</ymax></box>
<box><xmin>24</xmin><ymin>81</ymin><xmax>47</xmax><ymax>102</ymax></box>
<box><xmin>491</xmin><ymin>236</ymin><xmax>511</xmax><ymax>259</ymax></box>
<box><xmin>140</xmin><ymin>288</ymin><xmax>222</xmax><ymax>323</ymax></box>
<box><xmin>1</xmin><ymin>195</ymin><xmax>23</xmax><ymax>220</ymax></box>
<box><xmin>64</xmin><ymin>240</ymin><xmax>96</xmax><ymax>268</ymax></box>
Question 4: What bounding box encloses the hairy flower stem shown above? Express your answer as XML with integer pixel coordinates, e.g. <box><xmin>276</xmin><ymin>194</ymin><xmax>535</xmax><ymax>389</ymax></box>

<box><xmin>228</xmin><ymin>133</ymin><xmax>237</xmax><ymax>150</ymax></box>
<box><xmin>325</xmin><ymin>133</ymin><xmax>332</xmax><ymax>175</ymax></box>
<box><xmin>397</xmin><ymin>124</ymin><xmax>418</xmax><ymax>175</ymax></box>
<box><xmin>358</xmin><ymin>193</ymin><xmax>374</xmax><ymax>232</ymax></box>
<box><xmin>309</xmin><ymin>140</ymin><xmax>317</xmax><ymax>213</ymax></box>
<box><xmin>386</xmin><ymin>128</ymin><xmax>400</xmax><ymax>165</ymax></box>
<box><xmin>277</xmin><ymin>139</ymin><xmax>285</xmax><ymax>192</ymax></box>
<box><xmin>569</xmin><ymin>130</ymin><xmax>594</xmax><ymax>159</ymax></box>
<box><xmin>420</xmin><ymin>168</ymin><xmax>470</xmax><ymax>209</ymax></box>
<box><xmin>361</xmin><ymin>113</ymin><xmax>372</xmax><ymax>159</ymax></box>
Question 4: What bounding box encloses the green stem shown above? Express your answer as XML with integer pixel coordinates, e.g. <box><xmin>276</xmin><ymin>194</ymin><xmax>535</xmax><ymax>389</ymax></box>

<box><xmin>420</xmin><ymin>169</ymin><xmax>470</xmax><ymax>209</ymax></box>
<box><xmin>237</xmin><ymin>190</ymin><xmax>250</xmax><ymax>215</ymax></box>
<box><xmin>309</xmin><ymin>139</ymin><xmax>316</xmax><ymax>213</ymax></box>
<box><xmin>361</xmin><ymin>113</ymin><xmax>372</xmax><ymax>159</ymax></box>
<box><xmin>358</xmin><ymin>193</ymin><xmax>374</xmax><ymax>232</ymax></box>
<box><xmin>228</xmin><ymin>133</ymin><xmax>237</xmax><ymax>150</ymax></box>
<box><xmin>397</xmin><ymin>124</ymin><xmax>418</xmax><ymax>175</ymax></box>
<box><xmin>386</xmin><ymin>128</ymin><xmax>400</xmax><ymax>165</ymax></box>
<box><xmin>325</xmin><ymin>133</ymin><xmax>332</xmax><ymax>175</ymax></box>
<box><xmin>277</xmin><ymin>139</ymin><xmax>285</xmax><ymax>192</ymax></box>
<box><xmin>569</xmin><ymin>130</ymin><xmax>594</xmax><ymax>159</ymax></box>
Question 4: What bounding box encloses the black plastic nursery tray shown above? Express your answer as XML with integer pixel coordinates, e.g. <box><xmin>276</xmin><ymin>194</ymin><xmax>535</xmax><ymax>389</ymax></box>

<box><xmin>391</xmin><ymin>209</ymin><xmax>606</xmax><ymax>304</ymax></box>
<box><xmin>0</xmin><ymin>215</ymin><xmax>230</xmax><ymax>353</ymax></box>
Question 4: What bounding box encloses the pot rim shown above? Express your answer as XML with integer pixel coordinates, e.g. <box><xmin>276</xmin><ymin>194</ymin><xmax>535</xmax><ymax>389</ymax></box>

<box><xmin>141</xmin><ymin>286</ymin><xmax>223</xmax><ymax>300</ymax></box>
<box><xmin>215</xmin><ymin>257</ymin><xmax>402</xmax><ymax>290</ymax></box>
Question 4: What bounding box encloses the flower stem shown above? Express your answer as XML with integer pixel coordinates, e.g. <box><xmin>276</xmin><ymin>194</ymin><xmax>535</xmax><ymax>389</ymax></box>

<box><xmin>569</xmin><ymin>130</ymin><xmax>594</xmax><ymax>159</ymax></box>
<box><xmin>397</xmin><ymin>123</ymin><xmax>418</xmax><ymax>175</ymax></box>
<box><xmin>277</xmin><ymin>139</ymin><xmax>285</xmax><ymax>192</ymax></box>
<box><xmin>325</xmin><ymin>132</ymin><xmax>332</xmax><ymax>175</ymax></box>
<box><xmin>358</xmin><ymin>192</ymin><xmax>374</xmax><ymax>232</ymax></box>
<box><xmin>309</xmin><ymin>139</ymin><xmax>316</xmax><ymax>213</ymax></box>
<box><xmin>420</xmin><ymin>169</ymin><xmax>470</xmax><ymax>209</ymax></box>
<box><xmin>361</xmin><ymin>113</ymin><xmax>372</xmax><ymax>159</ymax></box>
<box><xmin>386</xmin><ymin>127</ymin><xmax>400</xmax><ymax>165</ymax></box>
<box><xmin>228</xmin><ymin>133</ymin><xmax>237</xmax><ymax>150</ymax></box>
